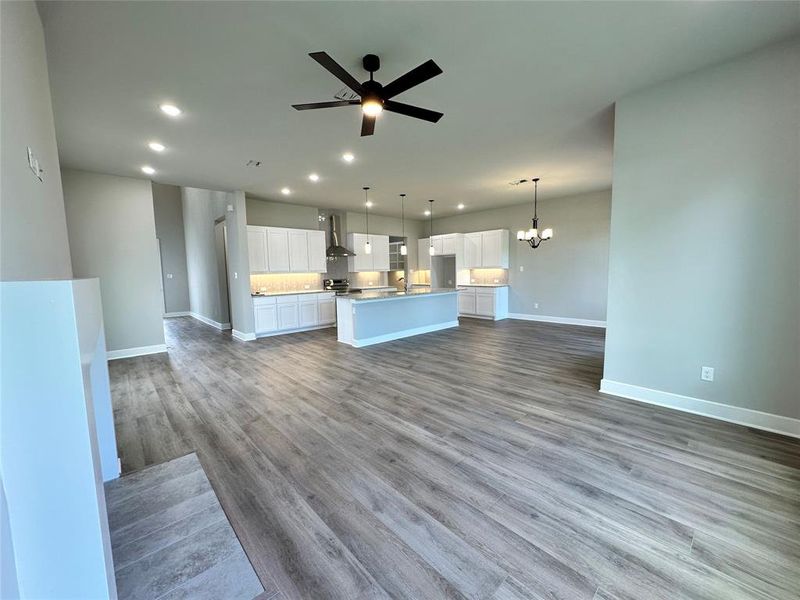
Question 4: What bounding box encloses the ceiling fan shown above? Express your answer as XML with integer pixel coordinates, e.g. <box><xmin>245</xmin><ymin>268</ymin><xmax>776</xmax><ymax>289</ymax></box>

<box><xmin>292</xmin><ymin>52</ymin><xmax>444</xmax><ymax>136</ymax></box>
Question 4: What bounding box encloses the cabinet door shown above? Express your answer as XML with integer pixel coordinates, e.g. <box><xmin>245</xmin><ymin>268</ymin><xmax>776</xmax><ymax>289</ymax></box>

<box><xmin>254</xmin><ymin>304</ymin><xmax>277</xmax><ymax>333</ymax></box>
<box><xmin>371</xmin><ymin>235</ymin><xmax>390</xmax><ymax>271</ymax></box>
<box><xmin>267</xmin><ymin>229</ymin><xmax>290</xmax><ymax>272</ymax></box>
<box><xmin>476</xmin><ymin>291</ymin><xmax>495</xmax><ymax>317</ymax></box>
<box><xmin>432</xmin><ymin>236</ymin><xmax>444</xmax><ymax>256</ymax></box>
<box><xmin>481</xmin><ymin>230</ymin><xmax>503</xmax><ymax>268</ymax></box>
<box><xmin>351</xmin><ymin>234</ymin><xmax>373</xmax><ymax>272</ymax></box>
<box><xmin>299</xmin><ymin>300</ymin><xmax>318</xmax><ymax>327</ymax></box>
<box><xmin>288</xmin><ymin>230</ymin><xmax>309</xmax><ymax>273</ymax></box>
<box><xmin>307</xmin><ymin>230</ymin><xmax>327</xmax><ymax>273</ymax></box>
<box><xmin>247</xmin><ymin>226</ymin><xmax>267</xmax><ymax>273</ymax></box>
<box><xmin>458</xmin><ymin>289</ymin><xmax>476</xmax><ymax>315</ymax></box>
<box><xmin>442</xmin><ymin>234</ymin><xmax>457</xmax><ymax>256</ymax></box>
<box><xmin>464</xmin><ymin>233</ymin><xmax>482</xmax><ymax>268</ymax></box>
<box><xmin>277</xmin><ymin>302</ymin><xmax>298</xmax><ymax>330</ymax></box>
<box><xmin>418</xmin><ymin>238</ymin><xmax>431</xmax><ymax>270</ymax></box>
<box><xmin>318</xmin><ymin>298</ymin><xmax>336</xmax><ymax>324</ymax></box>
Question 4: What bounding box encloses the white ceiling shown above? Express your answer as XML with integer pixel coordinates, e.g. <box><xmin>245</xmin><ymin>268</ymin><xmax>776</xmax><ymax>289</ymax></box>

<box><xmin>39</xmin><ymin>1</ymin><xmax>799</xmax><ymax>218</ymax></box>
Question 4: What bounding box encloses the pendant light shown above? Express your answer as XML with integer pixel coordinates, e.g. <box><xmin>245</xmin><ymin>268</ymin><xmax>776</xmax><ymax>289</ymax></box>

<box><xmin>516</xmin><ymin>177</ymin><xmax>553</xmax><ymax>249</ymax></box>
<box><xmin>363</xmin><ymin>187</ymin><xmax>372</xmax><ymax>255</ymax></box>
<box><xmin>399</xmin><ymin>194</ymin><xmax>408</xmax><ymax>256</ymax></box>
<box><xmin>428</xmin><ymin>199</ymin><xmax>435</xmax><ymax>256</ymax></box>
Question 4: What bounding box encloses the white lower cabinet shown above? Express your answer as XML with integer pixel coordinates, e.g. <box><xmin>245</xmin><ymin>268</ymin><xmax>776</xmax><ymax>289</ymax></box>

<box><xmin>254</xmin><ymin>293</ymin><xmax>336</xmax><ymax>336</ymax></box>
<box><xmin>457</xmin><ymin>286</ymin><xmax>509</xmax><ymax>320</ymax></box>
<box><xmin>299</xmin><ymin>299</ymin><xmax>318</xmax><ymax>327</ymax></box>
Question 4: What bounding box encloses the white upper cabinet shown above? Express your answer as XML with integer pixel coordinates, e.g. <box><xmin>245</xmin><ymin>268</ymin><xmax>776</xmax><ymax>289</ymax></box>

<box><xmin>347</xmin><ymin>233</ymin><xmax>390</xmax><ymax>272</ymax></box>
<box><xmin>371</xmin><ymin>234</ymin><xmax>390</xmax><ymax>272</ymax></box>
<box><xmin>463</xmin><ymin>230</ymin><xmax>509</xmax><ymax>268</ymax></box>
<box><xmin>464</xmin><ymin>232</ymin><xmax>482</xmax><ymax>268</ymax></box>
<box><xmin>441</xmin><ymin>234</ymin><xmax>458</xmax><ymax>256</ymax></box>
<box><xmin>248</xmin><ymin>226</ymin><xmax>327</xmax><ymax>273</ymax></box>
<box><xmin>418</xmin><ymin>238</ymin><xmax>431</xmax><ymax>270</ymax></box>
<box><xmin>432</xmin><ymin>236</ymin><xmax>444</xmax><ymax>256</ymax></box>
<box><xmin>267</xmin><ymin>228</ymin><xmax>290</xmax><ymax>272</ymax></box>
<box><xmin>247</xmin><ymin>226</ymin><xmax>267</xmax><ymax>273</ymax></box>
<box><xmin>288</xmin><ymin>230</ymin><xmax>309</xmax><ymax>272</ymax></box>
<box><xmin>307</xmin><ymin>230</ymin><xmax>327</xmax><ymax>273</ymax></box>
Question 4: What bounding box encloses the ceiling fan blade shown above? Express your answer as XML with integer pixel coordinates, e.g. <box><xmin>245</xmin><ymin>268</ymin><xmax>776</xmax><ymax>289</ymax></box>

<box><xmin>381</xmin><ymin>59</ymin><xmax>443</xmax><ymax>99</ymax></box>
<box><xmin>309</xmin><ymin>52</ymin><xmax>365</xmax><ymax>95</ymax></box>
<box><xmin>292</xmin><ymin>100</ymin><xmax>359</xmax><ymax>110</ymax></box>
<box><xmin>361</xmin><ymin>114</ymin><xmax>376</xmax><ymax>136</ymax></box>
<box><xmin>384</xmin><ymin>100</ymin><xmax>443</xmax><ymax>123</ymax></box>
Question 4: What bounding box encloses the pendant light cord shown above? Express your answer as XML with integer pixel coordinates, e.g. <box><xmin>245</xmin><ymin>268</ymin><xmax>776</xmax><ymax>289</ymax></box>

<box><xmin>400</xmin><ymin>194</ymin><xmax>405</xmax><ymax>238</ymax></box>
<box><xmin>363</xmin><ymin>187</ymin><xmax>370</xmax><ymax>235</ymax></box>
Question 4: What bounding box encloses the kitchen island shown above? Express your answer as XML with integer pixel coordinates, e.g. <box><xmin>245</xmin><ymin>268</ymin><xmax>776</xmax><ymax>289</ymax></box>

<box><xmin>336</xmin><ymin>288</ymin><xmax>459</xmax><ymax>347</ymax></box>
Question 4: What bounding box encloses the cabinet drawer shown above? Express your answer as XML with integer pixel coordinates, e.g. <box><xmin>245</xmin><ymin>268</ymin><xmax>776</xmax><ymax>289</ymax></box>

<box><xmin>276</xmin><ymin>294</ymin><xmax>299</xmax><ymax>304</ymax></box>
<box><xmin>252</xmin><ymin>296</ymin><xmax>277</xmax><ymax>305</ymax></box>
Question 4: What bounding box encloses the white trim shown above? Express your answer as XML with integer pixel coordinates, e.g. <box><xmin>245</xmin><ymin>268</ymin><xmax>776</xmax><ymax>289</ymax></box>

<box><xmin>348</xmin><ymin>320</ymin><xmax>459</xmax><ymax>348</ymax></box>
<box><xmin>190</xmin><ymin>312</ymin><xmax>231</xmax><ymax>330</ymax></box>
<box><xmin>232</xmin><ymin>329</ymin><xmax>256</xmax><ymax>341</ymax></box>
<box><xmin>509</xmin><ymin>313</ymin><xmax>606</xmax><ymax>328</ymax></box>
<box><xmin>107</xmin><ymin>343</ymin><xmax>167</xmax><ymax>360</ymax></box>
<box><xmin>256</xmin><ymin>323</ymin><xmax>335</xmax><ymax>338</ymax></box>
<box><xmin>600</xmin><ymin>379</ymin><xmax>800</xmax><ymax>439</ymax></box>
<box><xmin>163</xmin><ymin>311</ymin><xmax>191</xmax><ymax>318</ymax></box>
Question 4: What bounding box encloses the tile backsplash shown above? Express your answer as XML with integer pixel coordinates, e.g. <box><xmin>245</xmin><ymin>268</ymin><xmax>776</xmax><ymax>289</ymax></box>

<box><xmin>469</xmin><ymin>268</ymin><xmax>508</xmax><ymax>284</ymax></box>
<box><xmin>349</xmin><ymin>272</ymin><xmax>388</xmax><ymax>288</ymax></box>
<box><xmin>250</xmin><ymin>273</ymin><xmax>323</xmax><ymax>294</ymax></box>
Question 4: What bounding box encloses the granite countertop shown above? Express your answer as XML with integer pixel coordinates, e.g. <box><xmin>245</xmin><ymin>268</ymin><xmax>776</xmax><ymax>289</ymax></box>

<box><xmin>458</xmin><ymin>284</ymin><xmax>509</xmax><ymax>288</ymax></box>
<box><xmin>338</xmin><ymin>288</ymin><xmax>458</xmax><ymax>302</ymax></box>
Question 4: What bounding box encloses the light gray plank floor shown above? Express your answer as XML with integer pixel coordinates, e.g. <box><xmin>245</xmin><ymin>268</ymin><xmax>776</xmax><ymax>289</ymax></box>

<box><xmin>109</xmin><ymin>316</ymin><xmax>800</xmax><ymax>600</ymax></box>
<box><xmin>105</xmin><ymin>452</ymin><xmax>265</xmax><ymax>600</ymax></box>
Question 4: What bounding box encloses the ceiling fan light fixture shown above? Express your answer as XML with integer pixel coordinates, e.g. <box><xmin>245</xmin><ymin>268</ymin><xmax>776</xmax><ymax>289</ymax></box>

<box><xmin>361</xmin><ymin>98</ymin><xmax>383</xmax><ymax>117</ymax></box>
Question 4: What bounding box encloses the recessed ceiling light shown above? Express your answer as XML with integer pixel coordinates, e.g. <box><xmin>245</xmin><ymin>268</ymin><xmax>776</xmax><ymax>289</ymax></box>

<box><xmin>424</xmin><ymin>210</ymin><xmax>431</xmax><ymax>216</ymax></box>
<box><xmin>281</xmin><ymin>187</ymin><xmax>291</xmax><ymax>195</ymax></box>
<box><xmin>141</xmin><ymin>166</ymin><xmax>156</xmax><ymax>175</ymax></box>
<box><xmin>148</xmin><ymin>142</ymin><xmax>165</xmax><ymax>152</ymax></box>
<box><xmin>457</xmin><ymin>203</ymin><xmax>465</xmax><ymax>210</ymax></box>
<box><xmin>308</xmin><ymin>173</ymin><xmax>320</xmax><ymax>182</ymax></box>
<box><xmin>365</xmin><ymin>201</ymin><xmax>374</xmax><ymax>208</ymax></box>
<box><xmin>159</xmin><ymin>104</ymin><xmax>182</xmax><ymax>117</ymax></box>
<box><xmin>342</xmin><ymin>152</ymin><xmax>355</xmax><ymax>163</ymax></box>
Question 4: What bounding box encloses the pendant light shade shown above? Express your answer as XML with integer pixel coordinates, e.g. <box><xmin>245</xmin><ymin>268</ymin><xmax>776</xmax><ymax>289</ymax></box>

<box><xmin>517</xmin><ymin>177</ymin><xmax>553</xmax><ymax>249</ymax></box>
<box><xmin>363</xmin><ymin>187</ymin><xmax>372</xmax><ymax>254</ymax></box>
<box><xmin>428</xmin><ymin>199</ymin><xmax>435</xmax><ymax>256</ymax></box>
<box><xmin>399</xmin><ymin>194</ymin><xmax>408</xmax><ymax>255</ymax></box>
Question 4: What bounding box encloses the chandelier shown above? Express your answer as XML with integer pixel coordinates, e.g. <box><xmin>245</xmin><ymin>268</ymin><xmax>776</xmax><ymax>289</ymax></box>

<box><xmin>516</xmin><ymin>177</ymin><xmax>553</xmax><ymax>249</ymax></box>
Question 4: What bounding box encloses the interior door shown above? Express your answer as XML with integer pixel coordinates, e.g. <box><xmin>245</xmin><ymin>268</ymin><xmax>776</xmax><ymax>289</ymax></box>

<box><xmin>267</xmin><ymin>229</ymin><xmax>290</xmax><ymax>272</ymax></box>
<box><xmin>288</xmin><ymin>230</ymin><xmax>309</xmax><ymax>272</ymax></box>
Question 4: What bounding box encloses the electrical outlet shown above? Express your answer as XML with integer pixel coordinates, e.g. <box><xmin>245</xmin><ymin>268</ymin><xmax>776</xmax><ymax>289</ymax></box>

<box><xmin>519</xmin><ymin>265</ymin><xmax>524</xmax><ymax>272</ymax></box>
<box><xmin>304</xmin><ymin>284</ymin><xmax>310</xmax><ymax>289</ymax></box>
<box><xmin>493</xmin><ymin>278</ymin><xmax>499</xmax><ymax>283</ymax></box>
<box><xmin>166</xmin><ymin>273</ymin><xmax>173</xmax><ymax>279</ymax></box>
<box><xmin>534</xmin><ymin>302</ymin><xmax>539</xmax><ymax>309</ymax></box>
<box><xmin>701</xmin><ymin>366</ymin><xmax>714</xmax><ymax>382</ymax></box>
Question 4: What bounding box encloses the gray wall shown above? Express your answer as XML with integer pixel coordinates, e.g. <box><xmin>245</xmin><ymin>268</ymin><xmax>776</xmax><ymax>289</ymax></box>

<box><xmin>152</xmin><ymin>183</ymin><xmax>190</xmax><ymax>314</ymax></box>
<box><xmin>246</xmin><ymin>196</ymin><xmax>319</xmax><ymax>229</ymax></box>
<box><xmin>0</xmin><ymin>1</ymin><xmax>72</xmax><ymax>281</ymax></box>
<box><xmin>604</xmin><ymin>39</ymin><xmax>799</xmax><ymax>419</ymax></box>
<box><xmin>62</xmin><ymin>169</ymin><xmax>165</xmax><ymax>353</ymax></box>
<box><xmin>432</xmin><ymin>191</ymin><xmax>611</xmax><ymax>321</ymax></box>
<box><xmin>182</xmin><ymin>187</ymin><xmax>253</xmax><ymax>334</ymax></box>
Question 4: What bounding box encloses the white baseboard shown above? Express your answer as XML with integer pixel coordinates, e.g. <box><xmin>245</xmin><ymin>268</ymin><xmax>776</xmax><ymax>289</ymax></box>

<box><xmin>509</xmin><ymin>313</ymin><xmax>606</xmax><ymax>328</ymax></box>
<box><xmin>190</xmin><ymin>312</ymin><xmax>231</xmax><ymax>330</ymax></box>
<box><xmin>163</xmin><ymin>311</ymin><xmax>191</xmax><ymax>318</ymax></box>
<box><xmin>107</xmin><ymin>343</ymin><xmax>167</xmax><ymax>360</ymax></box>
<box><xmin>256</xmin><ymin>323</ymin><xmax>335</xmax><ymax>339</ymax></box>
<box><xmin>232</xmin><ymin>329</ymin><xmax>256</xmax><ymax>341</ymax></box>
<box><xmin>350</xmin><ymin>320</ymin><xmax>459</xmax><ymax>348</ymax></box>
<box><xmin>600</xmin><ymin>379</ymin><xmax>800</xmax><ymax>439</ymax></box>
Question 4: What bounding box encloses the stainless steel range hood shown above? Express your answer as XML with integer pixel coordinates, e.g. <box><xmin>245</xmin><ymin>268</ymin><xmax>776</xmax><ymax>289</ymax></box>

<box><xmin>326</xmin><ymin>215</ymin><xmax>356</xmax><ymax>258</ymax></box>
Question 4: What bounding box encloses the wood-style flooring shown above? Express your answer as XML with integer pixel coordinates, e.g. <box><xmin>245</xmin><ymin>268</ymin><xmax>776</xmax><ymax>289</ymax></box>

<box><xmin>105</xmin><ymin>452</ymin><xmax>263</xmax><ymax>600</ymax></box>
<box><xmin>110</xmin><ymin>316</ymin><xmax>800</xmax><ymax>600</ymax></box>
